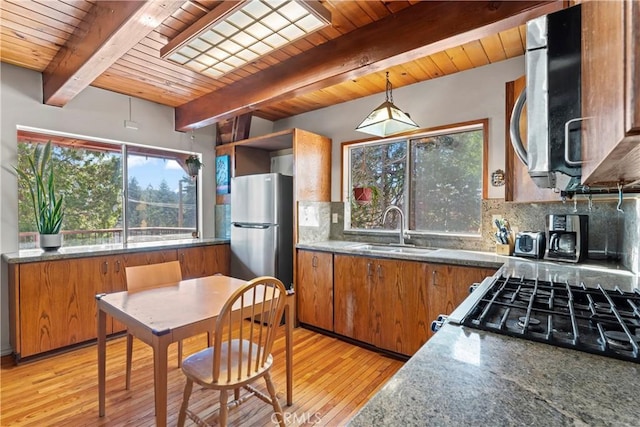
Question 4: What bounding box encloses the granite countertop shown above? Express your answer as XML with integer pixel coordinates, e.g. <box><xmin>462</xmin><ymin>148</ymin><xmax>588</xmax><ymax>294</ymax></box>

<box><xmin>348</xmin><ymin>323</ymin><xmax>640</xmax><ymax>426</ymax></box>
<box><xmin>297</xmin><ymin>240</ymin><xmax>640</xmax><ymax>291</ymax></box>
<box><xmin>2</xmin><ymin>238</ymin><xmax>229</xmax><ymax>264</ymax></box>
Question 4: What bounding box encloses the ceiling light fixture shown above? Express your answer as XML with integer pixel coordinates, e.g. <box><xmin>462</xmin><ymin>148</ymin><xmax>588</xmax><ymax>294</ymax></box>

<box><xmin>160</xmin><ymin>0</ymin><xmax>331</xmax><ymax>79</ymax></box>
<box><xmin>355</xmin><ymin>72</ymin><xmax>419</xmax><ymax>137</ymax></box>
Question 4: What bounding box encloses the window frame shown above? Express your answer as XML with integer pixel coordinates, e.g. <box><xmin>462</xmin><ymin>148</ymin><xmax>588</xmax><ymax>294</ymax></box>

<box><xmin>16</xmin><ymin>127</ymin><xmax>201</xmax><ymax>249</ymax></box>
<box><xmin>341</xmin><ymin>118</ymin><xmax>489</xmax><ymax>237</ymax></box>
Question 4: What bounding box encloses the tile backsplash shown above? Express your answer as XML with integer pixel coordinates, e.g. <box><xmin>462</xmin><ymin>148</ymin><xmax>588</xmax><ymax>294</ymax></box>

<box><xmin>297</xmin><ymin>196</ymin><xmax>640</xmax><ymax>274</ymax></box>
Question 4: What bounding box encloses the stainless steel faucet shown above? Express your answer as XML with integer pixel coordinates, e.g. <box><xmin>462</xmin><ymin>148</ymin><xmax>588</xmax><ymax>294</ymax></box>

<box><xmin>382</xmin><ymin>205</ymin><xmax>408</xmax><ymax>245</ymax></box>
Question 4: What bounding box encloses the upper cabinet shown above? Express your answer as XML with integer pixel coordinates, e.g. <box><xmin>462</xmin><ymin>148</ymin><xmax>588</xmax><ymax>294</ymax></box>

<box><xmin>215</xmin><ymin>128</ymin><xmax>331</xmax><ymax>206</ymax></box>
<box><xmin>581</xmin><ymin>0</ymin><xmax>640</xmax><ymax>186</ymax></box>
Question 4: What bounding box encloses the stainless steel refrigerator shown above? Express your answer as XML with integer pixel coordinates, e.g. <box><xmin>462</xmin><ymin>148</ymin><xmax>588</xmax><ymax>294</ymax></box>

<box><xmin>230</xmin><ymin>173</ymin><xmax>293</xmax><ymax>290</ymax></box>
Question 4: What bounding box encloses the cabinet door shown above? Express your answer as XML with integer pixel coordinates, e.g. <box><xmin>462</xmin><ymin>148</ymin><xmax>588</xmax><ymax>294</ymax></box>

<box><xmin>581</xmin><ymin>0</ymin><xmax>640</xmax><ymax>185</ymax></box>
<box><xmin>372</xmin><ymin>259</ymin><xmax>429</xmax><ymax>356</ymax></box>
<box><xmin>296</xmin><ymin>250</ymin><xmax>333</xmax><ymax>331</ymax></box>
<box><xmin>178</xmin><ymin>245</ymin><xmax>230</xmax><ymax>279</ymax></box>
<box><xmin>427</xmin><ymin>264</ymin><xmax>496</xmax><ymax>339</ymax></box>
<box><xmin>18</xmin><ymin>257</ymin><xmax>109</xmax><ymax>357</ymax></box>
<box><xmin>334</xmin><ymin>254</ymin><xmax>373</xmax><ymax>344</ymax></box>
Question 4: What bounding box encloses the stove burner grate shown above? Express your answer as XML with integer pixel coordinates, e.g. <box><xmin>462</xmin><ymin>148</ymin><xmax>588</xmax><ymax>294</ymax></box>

<box><xmin>461</xmin><ymin>275</ymin><xmax>640</xmax><ymax>363</ymax></box>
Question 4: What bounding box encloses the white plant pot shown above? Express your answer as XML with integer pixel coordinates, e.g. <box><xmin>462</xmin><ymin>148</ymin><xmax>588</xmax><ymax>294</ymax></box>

<box><xmin>40</xmin><ymin>233</ymin><xmax>62</xmax><ymax>251</ymax></box>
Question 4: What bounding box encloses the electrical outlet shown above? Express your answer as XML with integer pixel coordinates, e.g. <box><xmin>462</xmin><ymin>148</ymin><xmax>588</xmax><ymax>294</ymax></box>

<box><xmin>332</xmin><ymin>213</ymin><xmax>338</xmax><ymax>224</ymax></box>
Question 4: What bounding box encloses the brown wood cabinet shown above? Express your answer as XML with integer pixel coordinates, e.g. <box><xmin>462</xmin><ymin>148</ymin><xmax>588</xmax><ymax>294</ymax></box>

<box><xmin>334</xmin><ymin>253</ymin><xmax>496</xmax><ymax>356</ymax></box>
<box><xmin>178</xmin><ymin>245</ymin><xmax>230</xmax><ymax>279</ymax></box>
<box><xmin>296</xmin><ymin>250</ymin><xmax>333</xmax><ymax>331</ymax></box>
<box><xmin>581</xmin><ymin>0</ymin><xmax>640</xmax><ymax>186</ymax></box>
<box><xmin>370</xmin><ymin>258</ymin><xmax>429</xmax><ymax>355</ymax></box>
<box><xmin>15</xmin><ymin>255</ymin><xmax>113</xmax><ymax>358</ymax></box>
<box><xmin>6</xmin><ymin>244</ymin><xmax>229</xmax><ymax>361</ymax></box>
<box><xmin>334</xmin><ymin>254</ymin><xmax>372</xmax><ymax>344</ymax></box>
<box><xmin>426</xmin><ymin>263</ymin><xmax>496</xmax><ymax>340</ymax></box>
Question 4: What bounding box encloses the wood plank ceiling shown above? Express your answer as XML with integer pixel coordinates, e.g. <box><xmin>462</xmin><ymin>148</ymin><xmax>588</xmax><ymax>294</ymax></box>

<box><xmin>0</xmin><ymin>0</ymin><xmax>563</xmax><ymax>131</ymax></box>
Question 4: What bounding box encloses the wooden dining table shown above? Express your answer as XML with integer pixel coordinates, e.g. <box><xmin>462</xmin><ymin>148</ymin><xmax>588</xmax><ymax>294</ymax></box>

<box><xmin>96</xmin><ymin>274</ymin><xmax>294</xmax><ymax>427</ymax></box>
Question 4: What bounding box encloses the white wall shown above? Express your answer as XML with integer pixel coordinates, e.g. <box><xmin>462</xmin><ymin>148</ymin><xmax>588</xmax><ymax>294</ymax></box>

<box><xmin>274</xmin><ymin>56</ymin><xmax>525</xmax><ymax>201</ymax></box>
<box><xmin>0</xmin><ymin>63</ymin><xmax>218</xmax><ymax>355</ymax></box>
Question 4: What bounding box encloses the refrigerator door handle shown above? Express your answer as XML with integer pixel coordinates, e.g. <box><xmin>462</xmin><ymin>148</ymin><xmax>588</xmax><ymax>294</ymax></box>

<box><xmin>232</xmin><ymin>223</ymin><xmax>272</xmax><ymax>229</ymax></box>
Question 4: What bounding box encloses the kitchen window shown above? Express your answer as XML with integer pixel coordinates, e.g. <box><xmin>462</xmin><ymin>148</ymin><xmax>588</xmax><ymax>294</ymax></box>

<box><xmin>16</xmin><ymin>130</ymin><xmax>198</xmax><ymax>249</ymax></box>
<box><xmin>344</xmin><ymin>119</ymin><xmax>487</xmax><ymax>236</ymax></box>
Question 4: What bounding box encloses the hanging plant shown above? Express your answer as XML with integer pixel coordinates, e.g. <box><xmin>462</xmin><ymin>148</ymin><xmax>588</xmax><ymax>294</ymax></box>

<box><xmin>353</xmin><ymin>185</ymin><xmax>379</xmax><ymax>204</ymax></box>
<box><xmin>186</xmin><ymin>155</ymin><xmax>203</xmax><ymax>178</ymax></box>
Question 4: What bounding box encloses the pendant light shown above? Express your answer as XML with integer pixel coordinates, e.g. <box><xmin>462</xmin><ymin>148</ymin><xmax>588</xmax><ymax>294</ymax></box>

<box><xmin>355</xmin><ymin>72</ymin><xmax>419</xmax><ymax>137</ymax></box>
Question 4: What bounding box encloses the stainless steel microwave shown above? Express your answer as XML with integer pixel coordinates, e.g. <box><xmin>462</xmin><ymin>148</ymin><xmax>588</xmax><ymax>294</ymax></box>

<box><xmin>510</xmin><ymin>5</ymin><xmax>583</xmax><ymax>192</ymax></box>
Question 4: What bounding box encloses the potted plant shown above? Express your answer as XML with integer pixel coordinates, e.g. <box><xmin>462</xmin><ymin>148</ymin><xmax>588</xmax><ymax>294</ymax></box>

<box><xmin>353</xmin><ymin>185</ymin><xmax>379</xmax><ymax>204</ymax></box>
<box><xmin>186</xmin><ymin>155</ymin><xmax>203</xmax><ymax>179</ymax></box>
<box><xmin>14</xmin><ymin>141</ymin><xmax>65</xmax><ymax>251</ymax></box>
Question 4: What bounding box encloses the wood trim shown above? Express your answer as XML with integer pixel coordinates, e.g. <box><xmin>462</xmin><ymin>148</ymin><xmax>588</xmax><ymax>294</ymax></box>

<box><xmin>43</xmin><ymin>1</ymin><xmax>184</xmax><ymax>106</ymax></box>
<box><xmin>481</xmin><ymin>118</ymin><xmax>490</xmax><ymax>199</ymax></box>
<box><xmin>504</xmin><ymin>78</ymin><xmax>518</xmax><ymax>201</ymax></box>
<box><xmin>175</xmin><ymin>1</ymin><xmax>564</xmax><ymax>130</ymax></box>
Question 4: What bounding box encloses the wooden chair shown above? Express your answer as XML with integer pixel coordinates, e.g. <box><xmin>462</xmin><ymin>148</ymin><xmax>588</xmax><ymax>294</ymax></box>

<box><xmin>177</xmin><ymin>276</ymin><xmax>287</xmax><ymax>427</ymax></box>
<box><xmin>124</xmin><ymin>260</ymin><xmax>183</xmax><ymax>390</ymax></box>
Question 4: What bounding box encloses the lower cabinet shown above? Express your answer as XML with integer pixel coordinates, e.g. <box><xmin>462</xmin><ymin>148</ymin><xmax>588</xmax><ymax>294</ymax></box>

<box><xmin>15</xmin><ymin>255</ymin><xmax>114</xmax><ymax>358</ymax></box>
<box><xmin>296</xmin><ymin>250</ymin><xmax>334</xmax><ymax>331</ymax></box>
<box><xmin>7</xmin><ymin>244</ymin><xmax>230</xmax><ymax>361</ymax></box>
<box><xmin>178</xmin><ymin>245</ymin><xmax>230</xmax><ymax>279</ymax></box>
<box><xmin>426</xmin><ymin>263</ymin><xmax>497</xmax><ymax>340</ymax></box>
<box><xmin>333</xmin><ymin>254</ymin><xmax>496</xmax><ymax>356</ymax></box>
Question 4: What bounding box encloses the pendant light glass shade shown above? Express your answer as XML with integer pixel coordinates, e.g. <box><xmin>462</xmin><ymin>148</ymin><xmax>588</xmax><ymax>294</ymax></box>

<box><xmin>356</xmin><ymin>72</ymin><xmax>418</xmax><ymax>137</ymax></box>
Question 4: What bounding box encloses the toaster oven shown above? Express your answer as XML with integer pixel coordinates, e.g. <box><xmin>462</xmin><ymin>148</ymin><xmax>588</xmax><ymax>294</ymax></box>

<box><xmin>513</xmin><ymin>231</ymin><xmax>545</xmax><ymax>258</ymax></box>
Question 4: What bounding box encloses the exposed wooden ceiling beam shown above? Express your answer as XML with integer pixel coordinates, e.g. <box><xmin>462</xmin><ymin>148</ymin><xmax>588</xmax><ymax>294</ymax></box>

<box><xmin>42</xmin><ymin>0</ymin><xmax>184</xmax><ymax>107</ymax></box>
<box><xmin>175</xmin><ymin>1</ymin><xmax>564</xmax><ymax>131</ymax></box>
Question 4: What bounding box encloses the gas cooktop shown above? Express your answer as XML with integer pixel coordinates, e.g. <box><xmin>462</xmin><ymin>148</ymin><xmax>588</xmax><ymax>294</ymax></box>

<box><xmin>449</xmin><ymin>275</ymin><xmax>640</xmax><ymax>363</ymax></box>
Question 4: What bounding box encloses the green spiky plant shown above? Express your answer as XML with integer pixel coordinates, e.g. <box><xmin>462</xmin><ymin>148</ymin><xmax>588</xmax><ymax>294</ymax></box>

<box><xmin>14</xmin><ymin>141</ymin><xmax>65</xmax><ymax>235</ymax></box>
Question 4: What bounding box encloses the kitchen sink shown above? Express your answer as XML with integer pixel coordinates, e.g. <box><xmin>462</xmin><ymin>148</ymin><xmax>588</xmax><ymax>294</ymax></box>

<box><xmin>349</xmin><ymin>243</ymin><xmax>436</xmax><ymax>254</ymax></box>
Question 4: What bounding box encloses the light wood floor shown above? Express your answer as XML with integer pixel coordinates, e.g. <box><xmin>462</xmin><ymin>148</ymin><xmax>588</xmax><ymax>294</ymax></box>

<box><xmin>0</xmin><ymin>326</ymin><xmax>404</xmax><ymax>426</ymax></box>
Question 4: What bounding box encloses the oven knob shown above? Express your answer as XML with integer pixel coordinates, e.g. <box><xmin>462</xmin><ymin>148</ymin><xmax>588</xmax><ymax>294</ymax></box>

<box><xmin>431</xmin><ymin>315</ymin><xmax>448</xmax><ymax>332</ymax></box>
<box><xmin>469</xmin><ymin>283</ymin><xmax>480</xmax><ymax>293</ymax></box>
<box><xmin>430</xmin><ymin>320</ymin><xmax>442</xmax><ymax>332</ymax></box>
